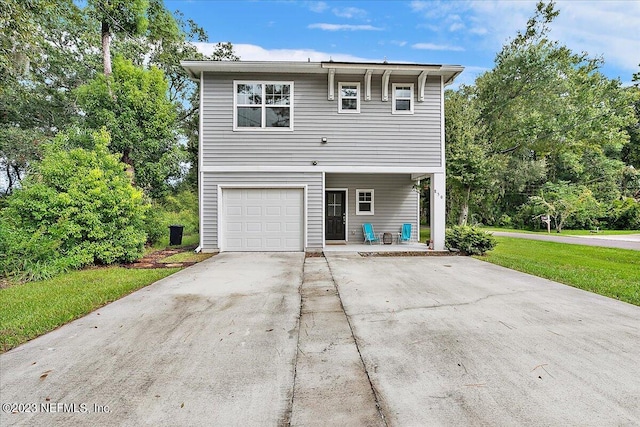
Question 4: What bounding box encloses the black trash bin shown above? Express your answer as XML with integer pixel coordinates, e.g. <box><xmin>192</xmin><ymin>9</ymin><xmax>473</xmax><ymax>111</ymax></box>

<box><xmin>169</xmin><ymin>225</ymin><xmax>184</xmax><ymax>246</ymax></box>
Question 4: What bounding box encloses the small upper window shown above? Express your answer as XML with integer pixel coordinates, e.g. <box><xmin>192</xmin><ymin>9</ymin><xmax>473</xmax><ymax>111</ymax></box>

<box><xmin>234</xmin><ymin>81</ymin><xmax>293</xmax><ymax>130</ymax></box>
<box><xmin>339</xmin><ymin>82</ymin><xmax>360</xmax><ymax>113</ymax></box>
<box><xmin>356</xmin><ymin>189</ymin><xmax>374</xmax><ymax>215</ymax></box>
<box><xmin>392</xmin><ymin>83</ymin><xmax>414</xmax><ymax>114</ymax></box>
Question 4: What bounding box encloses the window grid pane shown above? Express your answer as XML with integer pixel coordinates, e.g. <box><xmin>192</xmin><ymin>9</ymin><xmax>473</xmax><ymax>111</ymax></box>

<box><xmin>265</xmin><ymin>107</ymin><xmax>290</xmax><ymax>127</ymax></box>
<box><xmin>236</xmin><ymin>82</ymin><xmax>292</xmax><ymax>128</ymax></box>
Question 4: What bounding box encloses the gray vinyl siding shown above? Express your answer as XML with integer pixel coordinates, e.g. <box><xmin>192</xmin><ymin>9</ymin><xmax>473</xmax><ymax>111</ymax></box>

<box><xmin>201</xmin><ymin>72</ymin><xmax>442</xmax><ymax>168</ymax></box>
<box><xmin>326</xmin><ymin>173</ymin><xmax>420</xmax><ymax>242</ymax></box>
<box><xmin>201</xmin><ymin>172</ymin><xmax>323</xmax><ymax>251</ymax></box>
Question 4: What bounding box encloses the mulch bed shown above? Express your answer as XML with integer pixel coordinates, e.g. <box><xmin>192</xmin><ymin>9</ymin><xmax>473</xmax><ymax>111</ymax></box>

<box><xmin>124</xmin><ymin>245</ymin><xmax>200</xmax><ymax>269</ymax></box>
<box><xmin>305</xmin><ymin>252</ymin><xmax>325</xmax><ymax>258</ymax></box>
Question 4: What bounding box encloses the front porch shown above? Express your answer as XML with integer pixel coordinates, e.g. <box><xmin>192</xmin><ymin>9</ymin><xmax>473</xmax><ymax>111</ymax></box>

<box><xmin>323</xmin><ymin>172</ymin><xmax>446</xmax><ymax>251</ymax></box>
<box><xmin>323</xmin><ymin>241</ymin><xmax>433</xmax><ymax>253</ymax></box>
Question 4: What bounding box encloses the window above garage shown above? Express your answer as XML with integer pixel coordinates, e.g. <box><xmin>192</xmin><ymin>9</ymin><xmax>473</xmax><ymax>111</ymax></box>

<box><xmin>234</xmin><ymin>81</ymin><xmax>293</xmax><ymax>130</ymax></box>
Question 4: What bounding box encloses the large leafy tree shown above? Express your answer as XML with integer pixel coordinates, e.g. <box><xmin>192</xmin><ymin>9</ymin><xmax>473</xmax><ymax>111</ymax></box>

<box><xmin>86</xmin><ymin>0</ymin><xmax>149</xmax><ymax>76</ymax></box>
<box><xmin>445</xmin><ymin>87</ymin><xmax>493</xmax><ymax>225</ymax></box>
<box><xmin>621</xmin><ymin>65</ymin><xmax>640</xmax><ymax>171</ymax></box>
<box><xmin>527</xmin><ymin>182</ymin><xmax>600</xmax><ymax>232</ymax></box>
<box><xmin>76</xmin><ymin>56</ymin><xmax>181</xmax><ymax>198</ymax></box>
<box><xmin>0</xmin><ymin>1</ymin><xmax>99</xmax><ymax>193</ymax></box>
<box><xmin>476</xmin><ymin>2</ymin><xmax>635</xmax><ymax>159</ymax></box>
<box><xmin>444</xmin><ymin>1</ymin><xmax>637</xmax><ymax>228</ymax></box>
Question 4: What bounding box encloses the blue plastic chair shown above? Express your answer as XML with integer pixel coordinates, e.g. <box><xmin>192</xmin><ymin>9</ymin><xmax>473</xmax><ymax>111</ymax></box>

<box><xmin>362</xmin><ymin>223</ymin><xmax>380</xmax><ymax>245</ymax></box>
<box><xmin>399</xmin><ymin>223</ymin><xmax>412</xmax><ymax>243</ymax></box>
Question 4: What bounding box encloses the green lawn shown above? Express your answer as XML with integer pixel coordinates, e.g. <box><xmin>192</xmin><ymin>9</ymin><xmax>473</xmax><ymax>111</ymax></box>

<box><xmin>480</xmin><ymin>236</ymin><xmax>640</xmax><ymax>306</ymax></box>
<box><xmin>419</xmin><ymin>227</ymin><xmax>431</xmax><ymax>243</ymax></box>
<box><xmin>144</xmin><ymin>232</ymin><xmax>200</xmax><ymax>255</ymax></box>
<box><xmin>480</xmin><ymin>226</ymin><xmax>640</xmax><ymax>236</ymax></box>
<box><xmin>159</xmin><ymin>252</ymin><xmax>213</xmax><ymax>263</ymax></box>
<box><xmin>0</xmin><ymin>267</ymin><xmax>179</xmax><ymax>353</ymax></box>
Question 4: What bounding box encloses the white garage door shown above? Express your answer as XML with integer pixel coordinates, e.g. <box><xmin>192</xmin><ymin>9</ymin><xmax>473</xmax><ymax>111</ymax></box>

<box><xmin>222</xmin><ymin>188</ymin><xmax>304</xmax><ymax>252</ymax></box>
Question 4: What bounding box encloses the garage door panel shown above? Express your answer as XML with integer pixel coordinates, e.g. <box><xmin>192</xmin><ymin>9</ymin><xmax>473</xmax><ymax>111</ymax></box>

<box><xmin>227</xmin><ymin>222</ymin><xmax>242</xmax><ymax>232</ymax></box>
<box><xmin>266</xmin><ymin>223</ymin><xmax>282</xmax><ymax>232</ymax></box>
<box><xmin>222</xmin><ymin>188</ymin><xmax>303</xmax><ymax>252</ymax></box>
<box><xmin>227</xmin><ymin>206</ymin><xmax>242</xmax><ymax>215</ymax></box>
<box><xmin>265</xmin><ymin>206</ymin><xmax>281</xmax><ymax>216</ymax></box>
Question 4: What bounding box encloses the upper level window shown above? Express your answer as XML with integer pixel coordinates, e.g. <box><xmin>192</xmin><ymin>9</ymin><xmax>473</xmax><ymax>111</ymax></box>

<box><xmin>392</xmin><ymin>83</ymin><xmax>414</xmax><ymax>114</ymax></box>
<box><xmin>339</xmin><ymin>82</ymin><xmax>360</xmax><ymax>113</ymax></box>
<box><xmin>234</xmin><ymin>81</ymin><xmax>293</xmax><ymax>130</ymax></box>
<box><xmin>356</xmin><ymin>189</ymin><xmax>374</xmax><ymax>215</ymax></box>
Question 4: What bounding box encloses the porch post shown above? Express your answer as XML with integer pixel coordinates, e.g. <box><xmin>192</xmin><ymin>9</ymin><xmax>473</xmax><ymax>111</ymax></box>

<box><xmin>430</xmin><ymin>172</ymin><xmax>446</xmax><ymax>251</ymax></box>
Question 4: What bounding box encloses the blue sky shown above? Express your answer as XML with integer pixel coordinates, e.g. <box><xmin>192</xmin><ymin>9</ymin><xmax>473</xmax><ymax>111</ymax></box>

<box><xmin>166</xmin><ymin>0</ymin><xmax>639</xmax><ymax>87</ymax></box>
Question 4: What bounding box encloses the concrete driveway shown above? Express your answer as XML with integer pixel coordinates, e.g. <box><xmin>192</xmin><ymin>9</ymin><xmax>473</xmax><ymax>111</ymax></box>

<box><xmin>2</xmin><ymin>253</ymin><xmax>639</xmax><ymax>426</ymax></box>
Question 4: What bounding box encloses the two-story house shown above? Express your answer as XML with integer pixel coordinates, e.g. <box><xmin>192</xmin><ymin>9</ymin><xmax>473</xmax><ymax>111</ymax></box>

<box><xmin>181</xmin><ymin>61</ymin><xmax>463</xmax><ymax>253</ymax></box>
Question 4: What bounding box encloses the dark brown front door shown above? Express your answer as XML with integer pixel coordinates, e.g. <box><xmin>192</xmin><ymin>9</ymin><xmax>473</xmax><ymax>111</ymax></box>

<box><xmin>326</xmin><ymin>191</ymin><xmax>346</xmax><ymax>240</ymax></box>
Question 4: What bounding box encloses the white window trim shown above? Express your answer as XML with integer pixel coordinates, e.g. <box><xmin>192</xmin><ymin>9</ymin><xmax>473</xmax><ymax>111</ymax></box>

<box><xmin>391</xmin><ymin>83</ymin><xmax>414</xmax><ymax>115</ymax></box>
<box><xmin>356</xmin><ymin>189</ymin><xmax>374</xmax><ymax>215</ymax></box>
<box><xmin>233</xmin><ymin>80</ymin><xmax>294</xmax><ymax>131</ymax></box>
<box><xmin>338</xmin><ymin>82</ymin><xmax>360</xmax><ymax>114</ymax></box>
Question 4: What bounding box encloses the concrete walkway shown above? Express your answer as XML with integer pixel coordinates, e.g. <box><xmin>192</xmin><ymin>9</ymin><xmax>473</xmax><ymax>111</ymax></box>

<box><xmin>491</xmin><ymin>231</ymin><xmax>640</xmax><ymax>250</ymax></box>
<box><xmin>290</xmin><ymin>257</ymin><xmax>383</xmax><ymax>425</ymax></box>
<box><xmin>2</xmin><ymin>253</ymin><xmax>640</xmax><ymax>426</ymax></box>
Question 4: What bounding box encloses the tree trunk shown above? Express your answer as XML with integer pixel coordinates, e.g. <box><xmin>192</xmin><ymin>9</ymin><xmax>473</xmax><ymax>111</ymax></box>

<box><xmin>101</xmin><ymin>21</ymin><xmax>111</xmax><ymax>76</ymax></box>
<box><xmin>121</xmin><ymin>149</ymin><xmax>135</xmax><ymax>184</ymax></box>
<box><xmin>458</xmin><ymin>186</ymin><xmax>471</xmax><ymax>226</ymax></box>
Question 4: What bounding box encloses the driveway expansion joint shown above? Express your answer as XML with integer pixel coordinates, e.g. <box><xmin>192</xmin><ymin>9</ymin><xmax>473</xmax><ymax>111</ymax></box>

<box><xmin>325</xmin><ymin>258</ymin><xmax>389</xmax><ymax>427</ymax></box>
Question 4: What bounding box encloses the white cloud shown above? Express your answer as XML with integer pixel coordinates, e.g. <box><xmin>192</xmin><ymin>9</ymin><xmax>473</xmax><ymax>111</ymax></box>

<box><xmin>469</xmin><ymin>27</ymin><xmax>488</xmax><ymax>36</ymax></box>
<box><xmin>449</xmin><ymin>22</ymin><xmax>465</xmax><ymax>32</ymax></box>
<box><xmin>307</xmin><ymin>1</ymin><xmax>328</xmax><ymax>13</ymax></box>
<box><xmin>332</xmin><ymin>7</ymin><xmax>367</xmax><ymax>19</ymax></box>
<box><xmin>391</xmin><ymin>40</ymin><xmax>408</xmax><ymax>47</ymax></box>
<box><xmin>195</xmin><ymin>42</ymin><xmax>374</xmax><ymax>63</ymax></box>
<box><xmin>412</xmin><ymin>43</ymin><xmax>465</xmax><ymax>52</ymax></box>
<box><xmin>410</xmin><ymin>1</ymin><xmax>429</xmax><ymax>12</ymax></box>
<box><xmin>466</xmin><ymin>1</ymin><xmax>640</xmax><ymax>74</ymax></box>
<box><xmin>308</xmin><ymin>23</ymin><xmax>383</xmax><ymax>31</ymax></box>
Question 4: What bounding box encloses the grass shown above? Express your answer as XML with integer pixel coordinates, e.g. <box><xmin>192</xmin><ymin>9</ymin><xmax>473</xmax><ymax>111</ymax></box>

<box><xmin>419</xmin><ymin>226</ymin><xmax>431</xmax><ymax>243</ymax></box>
<box><xmin>159</xmin><ymin>252</ymin><xmax>213</xmax><ymax>263</ymax></box>
<box><xmin>479</xmin><ymin>236</ymin><xmax>640</xmax><ymax>306</ymax></box>
<box><xmin>144</xmin><ymin>232</ymin><xmax>200</xmax><ymax>255</ymax></box>
<box><xmin>480</xmin><ymin>226</ymin><xmax>640</xmax><ymax>236</ymax></box>
<box><xmin>0</xmin><ymin>267</ymin><xmax>179</xmax><ymax>353</ymax></box>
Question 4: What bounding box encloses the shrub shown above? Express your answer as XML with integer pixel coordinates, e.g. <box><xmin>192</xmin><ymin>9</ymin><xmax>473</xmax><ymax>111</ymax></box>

<box><xmin>0</xmin><ymin>129</ymin><xmax>149</xmax><ymax>282</ymax></box>
<box><xmin>445</xmin><ymin>225</ymin><xmax>497</xmax><ymax>255</ymax></box>
<box><xmin>497</xmin><ymin>214</ymin><xmax>512</xmax><ymax>227</ymax></box>
<box><xmin>143</xmin><ymin>190</ymin><xmax>198</xmax><ymax>245</ymax></box>
<box><xmin>606</xmin><ymin>198</ymin><xmax>640</xmax><ymax>230</ymax></box>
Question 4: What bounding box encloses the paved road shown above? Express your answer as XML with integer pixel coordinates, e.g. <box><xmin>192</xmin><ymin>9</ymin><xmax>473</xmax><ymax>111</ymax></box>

<box><xmin>2</xmin><ymin>253</ymin><xmax>639</xmax><ymax>426</ymax></box>
<box><xmin>491</xmin><ymin>231</ymin><xmax>640</xmax><ymax>250</ymax></box>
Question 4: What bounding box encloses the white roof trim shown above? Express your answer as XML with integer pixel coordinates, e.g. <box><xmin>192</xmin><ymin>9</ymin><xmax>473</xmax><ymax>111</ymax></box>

<box><xmin>181</xmin><ymin>60</ymin><xmax>464</xmax><ymax>86</ymax></box>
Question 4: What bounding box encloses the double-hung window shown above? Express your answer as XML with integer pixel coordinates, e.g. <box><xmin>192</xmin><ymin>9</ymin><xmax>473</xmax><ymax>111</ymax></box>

<box><xmin>338</xmin><ymin>82</ymin><xmax>360</xmax><ymax>113</ymax></box>
<box><xmin>356</xmin><ymin>189</ymin><xmax>374</xmax><ymax>215</ymax></box>
<box><xmin>234</xmin><ymin>81</ymin><xmax>293</xmax><ymax>129</ymax></box>
<box><xmin>392</xmin><ymin>83</ymin><xmax>414</xmax><ymax>114</ymax></box>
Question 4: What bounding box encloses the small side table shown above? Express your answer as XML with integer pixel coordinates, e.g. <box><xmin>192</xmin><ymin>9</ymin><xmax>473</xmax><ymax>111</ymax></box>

<box><xmin>382</xmin><ymin>232</ymin><xmax>393</xmax><ymax>245</ymax></box>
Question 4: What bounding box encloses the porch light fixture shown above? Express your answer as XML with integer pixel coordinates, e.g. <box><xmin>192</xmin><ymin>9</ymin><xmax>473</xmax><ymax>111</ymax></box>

<box><xmin>321</xmin><ymin>137</ymin><xmax>327</xmax><ymax>143</ymax></box>
<box><xmin>312</xmin><ymin>160</ymin><xmax>318</xmax><ymax>165</ymax></box>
